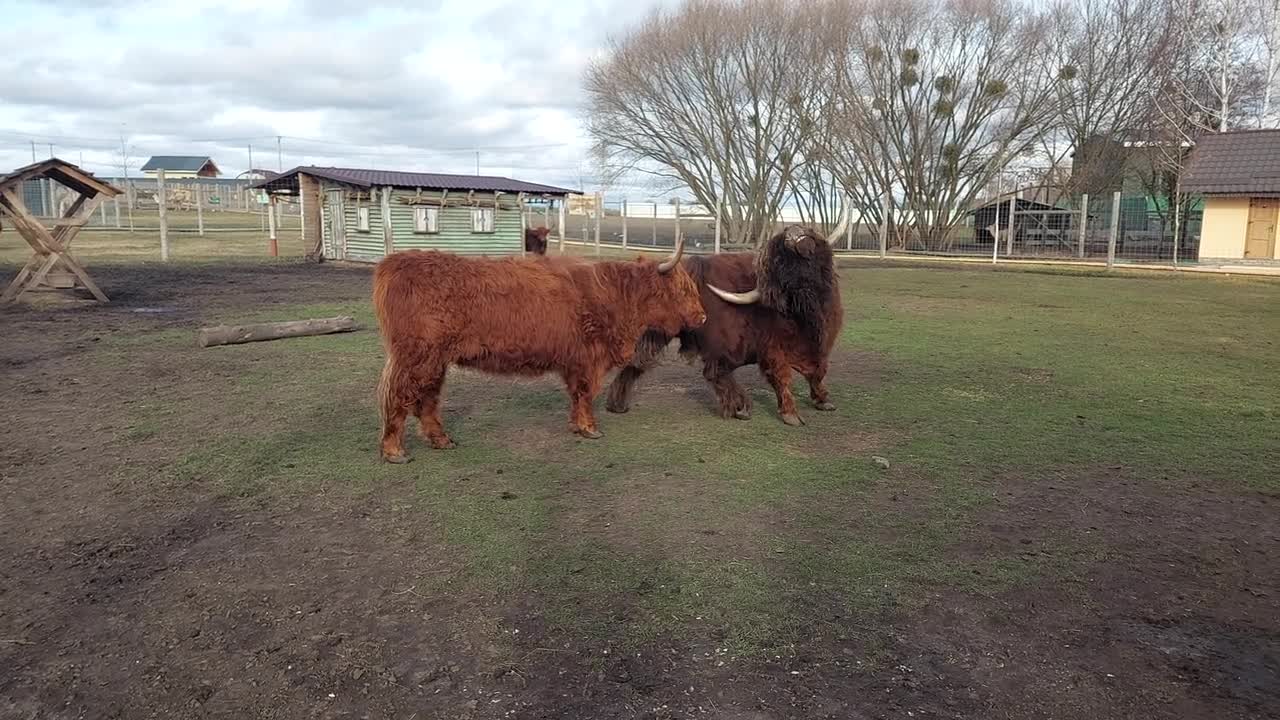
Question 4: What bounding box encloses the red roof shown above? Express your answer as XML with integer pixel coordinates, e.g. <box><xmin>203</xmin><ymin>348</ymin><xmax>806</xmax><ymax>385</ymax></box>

<box><xmin>253</xmin><ymin>165</ymin><xmax>577</xmax><ymax>196</ymax></box>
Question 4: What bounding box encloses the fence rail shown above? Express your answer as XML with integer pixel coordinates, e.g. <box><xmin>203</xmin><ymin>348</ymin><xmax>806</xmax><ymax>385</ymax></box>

<box><xmin>524</xmin><ymin>191</ymin><xmax>1206</xmax><ymax>267</ymax></box>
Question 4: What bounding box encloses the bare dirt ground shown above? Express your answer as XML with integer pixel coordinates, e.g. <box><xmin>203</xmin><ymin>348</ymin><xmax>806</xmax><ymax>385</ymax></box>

<box><xmin>1</xmin><ymin>260</ymin><xmax>1276</xmax><ymax>719</ymax></box>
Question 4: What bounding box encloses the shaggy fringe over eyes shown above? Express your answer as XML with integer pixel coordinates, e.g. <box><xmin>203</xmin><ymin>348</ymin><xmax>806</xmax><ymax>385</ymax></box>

<box><xmin>753</xmin><ymin>228</ymin><xmax>837</xmax><ymax>346</ymax></box>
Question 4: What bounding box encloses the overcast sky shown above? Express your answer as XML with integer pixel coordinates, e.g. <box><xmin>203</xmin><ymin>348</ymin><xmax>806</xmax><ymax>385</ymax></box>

<box><xmin>0</xmin><ymin>0</ymin><xmax>669</xmax><ymax>193</ymax></box>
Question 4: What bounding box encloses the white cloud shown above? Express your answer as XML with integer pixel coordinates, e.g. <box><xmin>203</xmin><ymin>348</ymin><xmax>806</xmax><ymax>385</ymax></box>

<box><xmin>0</xmin><ymin>0</ymin><xmax>671</xmax><ymax>192</ymax></box>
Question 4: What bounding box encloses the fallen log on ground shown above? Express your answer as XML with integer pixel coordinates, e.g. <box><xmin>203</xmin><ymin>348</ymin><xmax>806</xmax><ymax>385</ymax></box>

<box><xmin>197</xmin><ymin>316</ymin><xmax>358</xmax><ymax>348</ymax></box>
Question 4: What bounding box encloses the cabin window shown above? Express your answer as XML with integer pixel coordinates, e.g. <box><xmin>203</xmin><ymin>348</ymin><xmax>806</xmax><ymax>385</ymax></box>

<box><xmin>472</xmin><ymin>207</ymin><xmax>495</xmax><ymax>233</ymax></box>
<box><xmin>356</xmin><ymin>206</ymin><xmax>371</xmax><ymax>232</ymax></box>
<box><xmin>414</xmin><ymin>206</ymin><xmax>439</xmax><ymax>234</ymax></box>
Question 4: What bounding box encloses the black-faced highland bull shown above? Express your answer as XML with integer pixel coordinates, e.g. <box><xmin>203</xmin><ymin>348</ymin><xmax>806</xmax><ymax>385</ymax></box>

<box><xmin>605</xmin><ymin>220</ymin><xmax>845</xmax><ymax>426</ymax></box>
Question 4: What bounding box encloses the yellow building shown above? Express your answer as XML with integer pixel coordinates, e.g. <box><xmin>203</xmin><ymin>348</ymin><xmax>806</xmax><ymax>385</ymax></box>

<box><xmin>140</xmin><ymin>155</ymin><xmax>221</xmax><ymax>179</ymax></box>
<box><xmin>1182</xmin><ymin>130</ymin><xmax>1280</xmax><ymax>262</ymax></box>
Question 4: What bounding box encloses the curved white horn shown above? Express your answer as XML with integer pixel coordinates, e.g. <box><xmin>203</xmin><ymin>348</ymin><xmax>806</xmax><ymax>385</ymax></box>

<box><xmin>706</xmin><ymin>284</ymin><xmax>761</xmax><ymax>305</ymax></box>
<box><xmin>828</xmin><ymin>205</ymin><xmax>849</xmax><ymax>244</ymax></box>
<box><xmin>658</xmin><ymin>231</ymin><xmax>685</xmax><ymax>273</ymax></box>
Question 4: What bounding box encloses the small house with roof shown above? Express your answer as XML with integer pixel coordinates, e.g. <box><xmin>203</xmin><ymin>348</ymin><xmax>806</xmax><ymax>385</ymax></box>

<box><xmin>140</xmin><ymin>156</ymin><xmax>221</xmax><ymax>179</ymax></box>
<box><xmin>1182</xmin><ymin>129</ymin><xmax>1280</xmax><ymax>262</ymax></box>
<box><xmin>252</xmin><ymin>166</ymin><xmax>577</xmax><ymax>261</ymax></box>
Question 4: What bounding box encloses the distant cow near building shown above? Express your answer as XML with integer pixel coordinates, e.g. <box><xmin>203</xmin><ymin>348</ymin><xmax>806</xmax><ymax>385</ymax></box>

<box><xmin>525</xmin><ymin>226</ymin><xmax>551</xmax><ymax>255</ymax></box>
<box><xmin>373</xmin><ymin>239</ymin><xmax>706</xmax><ymax>463</ymax></box>
<box><xmin>606</xmin><ymin>223</ymin><xmax>845</xmax><ymax>427</ymax></box>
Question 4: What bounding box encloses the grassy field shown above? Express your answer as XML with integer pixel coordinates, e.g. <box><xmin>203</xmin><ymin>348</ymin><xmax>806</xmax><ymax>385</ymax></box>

<box><xmin>1</xmin><ymin>233</ymin><xmax>1277</xmax><ymax>718</ymax></box>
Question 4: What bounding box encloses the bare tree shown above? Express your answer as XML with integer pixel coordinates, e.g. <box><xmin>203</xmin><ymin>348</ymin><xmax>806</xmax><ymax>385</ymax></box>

<box><xmin>1043</xmin><ymin>0</ymin><xmax>1177</xmax><ymax>197</ymax></box>
<box><xmin>584</xmin><ymin>0</ymin><xmax>829</xmax><ymax>245</ymax></box>
<box><xmin>1254</xmin><ymin>0</ymin><xmax>1280</xmax><ymax>125</ymax></box>
<box><xmin>1158</xmin><ymin>0</ymin><xmax>1265</xmax><ymax>134</ymax></box>
<box><xmin>822</xmin><ymin>0</ymin><xmax>1067</xmax><ymax>250</ymax></box>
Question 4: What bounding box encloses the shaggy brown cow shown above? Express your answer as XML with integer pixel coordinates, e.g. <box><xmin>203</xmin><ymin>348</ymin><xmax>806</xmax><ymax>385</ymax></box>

<box><xmin>525</xmin><ymin>226</ymin><xmax>550</xmax><ymax>255</ymax></box>
<box><xmin>373</xmin><ymin>238</ymin><xmax>705</xmax><ymax>463</ymax></box>
<box><xmin>605</xmin><ymin>223</ymin><xmax>844</xmax><ymax>426</ymax></box>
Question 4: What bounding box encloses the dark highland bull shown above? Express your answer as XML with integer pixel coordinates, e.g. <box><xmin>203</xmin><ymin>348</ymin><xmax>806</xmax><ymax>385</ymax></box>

<box><xmin>606</xmin><ymin>222</ymin><xmax>845</xmax><ymax>426</ymax></box>
<box><xmin>524</xmin><ymin>226</ymin><xmax>551</xmax><ymax>255</ymax></box>
<box><xmin>373</xmin><ymin>238</ymin><xmax>706</xmax><ymax>463</ymax></box>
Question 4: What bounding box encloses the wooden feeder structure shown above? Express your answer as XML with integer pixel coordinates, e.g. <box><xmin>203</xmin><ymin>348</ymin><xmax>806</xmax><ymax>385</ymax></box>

<box><xmin>1</xmin><ymin>158</ymin><xmax>122</xmax><ymax>304</ymax></box>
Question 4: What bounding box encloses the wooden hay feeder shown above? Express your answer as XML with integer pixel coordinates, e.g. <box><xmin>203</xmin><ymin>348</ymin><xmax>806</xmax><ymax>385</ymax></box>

<box><xmin>0</xmin><ymin>158</ymin><xmax>122</xmax><ymax>304</ymax></box>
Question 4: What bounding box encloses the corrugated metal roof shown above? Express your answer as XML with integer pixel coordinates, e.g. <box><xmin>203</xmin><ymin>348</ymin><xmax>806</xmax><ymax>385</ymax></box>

<box><xmin>1181</xmin><ymin>130</ymin><xmax>1280</xmax><ymax>196</ymax></box>
<box><xmin>140</xmin><ymin>156</ymin><xmax>217</xmax><ymax>172</ymax></box>
<box><xmin>252</xmin><ymin>165</ymin><xmax>577</xmax><ymax>195</ymax></box>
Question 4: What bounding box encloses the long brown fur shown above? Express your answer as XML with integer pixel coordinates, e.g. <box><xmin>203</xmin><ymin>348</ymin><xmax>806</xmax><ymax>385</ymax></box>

<box><xmin>605</xmin><ymin>225</ymin><xmax>842</xmax><ymax>426</ymax></box>
<box><xmin>373</xmin><ymin>249</ymin><xmax>705</xmax><ymax>462</ymax></box>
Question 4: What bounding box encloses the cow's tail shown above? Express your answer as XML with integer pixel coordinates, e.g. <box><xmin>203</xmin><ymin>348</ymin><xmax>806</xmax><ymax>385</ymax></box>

<box><xmin>372</xmin><ymin>259</ymin><xmax>401</xmax><ymax>429</ymax></box>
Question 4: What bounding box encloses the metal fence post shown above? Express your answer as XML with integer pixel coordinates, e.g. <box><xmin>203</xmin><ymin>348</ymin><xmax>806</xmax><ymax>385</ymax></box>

<box><xmin>157</xmin><ymin>169</ymin><xmax>169</xmax><ymax>261</ymax></box>
<box><xmin>1172</xmin><ymin>187</ymin><xmax>1181</xmax><ymax>266</ymax></box>
<box><xmin>1107</xmin><ymin>191</ymin><xmax>1121</xmax><ymax>270</ymax></box>
<box><xmin>558</xmin><ymin>199</ymin><xmax>566</xmax><ymax>254</ymax></box>
<box><xmin>714</xmin><ymin>196</ymin><xmax>722</xmax><ymax>254</ymax></box>
<box><xmin>992</xmin><ymin>195</ymin><xmax>1001</xmax><ymax>264</ymax></box>
<box><xmin>651</xmin><ymin>202</ymin><xmax>657</xmax><ymax>246</ymax></box>
<box><xmin>674</xmin><ymin>198</ymin><xmax>681</xmax><ymax>246</ymax></box>
<box><xmin>879</xmin><ymin>193</ymin><xmax>890</xmax><ymax>258</ymax></box>
<box><xmin>1005</xmin><ymin>194</ymin><xmax>1017</xmax><ymax>257</ymax></box>
<box><xmin>1078</xmin><ymin>193</ymin><xmax>1089</xmax><ymax>258</ymax></box>
<box><xmin>594</xmin><ymin>191</ymin><xmax>602</xmax><ymax>256</ymax></box>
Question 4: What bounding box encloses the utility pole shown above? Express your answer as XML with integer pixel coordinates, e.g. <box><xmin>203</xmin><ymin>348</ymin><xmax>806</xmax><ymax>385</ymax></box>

<box><xmin>476</xmin><ymin>151</ymin><xmax>480</xmax><ymax>175</ymax></box>
<box><xmin>276</xmin><ymin>135</ymin><xmax>283</xmax><ymax>171</ymax></box>
<box><xmin>30</xmin><ymin>140</ymin><xmax>36</xmax><ymax>162</ymax></box>
<box><xmin>247</xmin><ymin>143</ymin><xmax>254</xmax><ymax>174</ymax></box>
<box><xmin>48</xmin><ymin>144</ymin><xmax>54</xmax><ymax>158</ymax></box>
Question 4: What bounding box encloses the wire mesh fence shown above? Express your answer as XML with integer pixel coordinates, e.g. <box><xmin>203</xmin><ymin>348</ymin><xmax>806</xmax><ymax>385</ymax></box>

<box><xmin>20</xmin><ymin>176</ymin><xmax>297</xmax><ymax>234</ymax></box>
<box><xmin>525</xmin><ymin>191</ymin><xmax>1206</xmax><ymax>268</ymax></box>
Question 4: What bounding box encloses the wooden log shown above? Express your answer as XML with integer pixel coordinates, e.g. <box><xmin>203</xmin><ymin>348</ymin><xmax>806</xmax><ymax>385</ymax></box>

<box><xmin>197</xmin><ymin>316</ymin><xmax>358</xmax><ymax>348</ymax></box>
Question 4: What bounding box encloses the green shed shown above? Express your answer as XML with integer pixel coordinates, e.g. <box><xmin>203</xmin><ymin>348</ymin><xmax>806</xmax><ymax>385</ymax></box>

<box><xmin>253</xmin><ymin>166</ymin><xmax>577</xmax><ymax>262</ymax></box>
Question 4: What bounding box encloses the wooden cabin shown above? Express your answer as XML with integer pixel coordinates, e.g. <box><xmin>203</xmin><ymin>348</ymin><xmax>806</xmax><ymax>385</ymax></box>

<box><xmin>253</xmin><ymin>166</ymin><xmax>576</xmax><ymax>262</ymax></box>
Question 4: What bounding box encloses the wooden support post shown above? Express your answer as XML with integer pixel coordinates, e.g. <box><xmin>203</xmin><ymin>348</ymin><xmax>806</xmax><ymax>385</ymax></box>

<box><xmin>157</xmin><ymin>169</ymin><xmax>169</xmax><ymax>261</ymax></box>
<box><xmin>621</xmin><ymin>198</ymin><xmax>628</xmax><ymax>249</ymax></box>
<box><xmin>1077</xmin><ymin>193</ymin><xmax>1088</xmax><ymax>258</ymax></box>
<box><xmin>196</xmin><ymin>183</ymin><xmax>205</xmax><ymax>236</ymax></box>
<box><xmin>197</xmin><ymin>316</ymin><xmax>358</xmax><ymax>348</ymax></box>
<box><xmin>113</xmin><ymin>194</ymin><xmax>121</xmax><ymax>228</ymax></box>
<box><xmin>99</xmin><ymin>200</ymin><xmax>107</xmax><ymax>226</ymax></box>
<box><xmin>652</xmin><ymin>202</ymin><xmax>657</xmax><ymax>246</ymax></box>
<box><xmin>558</xmin><ymin>199</ymin><xmax>566</xmax><ymax>254</ymax></box>
<box><xmin>267</xmin><ymin>194</ymin><xmax>278</xmax><ymax>257</ymax></box>
<box><xmin>381</xmin><ymin>186</ymin><xmax>394</xmax><ymax>256</ymax></box>
<box><xmin>543</xmin><ymin>200</ymin><xmax>550</xmax><ymax>234</ymax></box>
<box><xmin>1107</xmin><ymin>191</ymin><xmax>1121</xmax><ymax>270</ymax></box>
<box><xmin>518</xmin><ymin>192</ymin><xmax>527</xmax><ymax>256</ymax></box>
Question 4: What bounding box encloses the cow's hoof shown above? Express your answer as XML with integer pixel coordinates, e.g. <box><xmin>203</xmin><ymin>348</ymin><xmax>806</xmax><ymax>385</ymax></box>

<box><xmin>429</xmin><ymin>437</ymin><xmax>456</xmax><ymax>450</ymax></box>
<box><xmin>733</xmin><ymin>408</ymin><xmax>752</xmax><ymax>420</ymax></box>
<box><xmin>383</xmin><ymin>452</ymin><xmax>412</xmax><ymax>464</ymax></box>
<box><xmin>605</xmin><ymin>400</ymin><xmax>630</xmax><ymax>414</ymax></box>
<box><xmin>577</xmin><ymin>428</ymin><xmax>604</xmax><ymax>439</ymax></box>
<box><xmin>814</xmin><ymin>401</ymin><xmax>837</xmax><ymax>411</ymax></box>
<box><xmin>780</xmin><ymin>413</ymin><xmax>805</xmax><ymax>427</ymax></box>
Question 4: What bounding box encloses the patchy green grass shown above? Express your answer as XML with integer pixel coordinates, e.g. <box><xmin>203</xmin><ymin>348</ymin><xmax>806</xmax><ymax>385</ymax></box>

<box><xmin>96</xmin><ymin>261</ymin><xmax>1280</xmax><ymax>657</ymax></box>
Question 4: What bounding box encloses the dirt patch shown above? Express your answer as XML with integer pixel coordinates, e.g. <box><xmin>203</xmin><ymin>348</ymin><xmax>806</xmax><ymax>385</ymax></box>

<box><xmin>886</xmin><ymin>468</ymin><xmax>1280</xmax><ymax>719</ymax></box>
